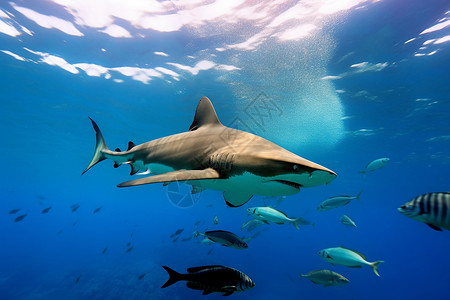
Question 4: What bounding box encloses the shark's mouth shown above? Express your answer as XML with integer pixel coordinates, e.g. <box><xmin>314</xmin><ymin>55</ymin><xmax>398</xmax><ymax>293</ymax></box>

<box><xmin>271</xmin><ymin>180</ymin><xmax>302</xmax><ymax>189</ymax></box>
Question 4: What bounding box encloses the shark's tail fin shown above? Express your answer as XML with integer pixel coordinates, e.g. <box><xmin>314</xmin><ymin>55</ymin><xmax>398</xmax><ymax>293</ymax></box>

<box><xmin>82</xmin><ymin>117</ymin><xmax>108</xmax><ymax>175</ymax></box>
<box><xmin>370</xmin><ymin>261</ymin><xmax>384</xmax><ymax>277</ymax></box>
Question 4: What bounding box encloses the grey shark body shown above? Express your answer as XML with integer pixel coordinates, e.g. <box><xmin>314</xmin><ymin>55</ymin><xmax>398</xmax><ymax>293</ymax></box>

<box><xmin>83</xmin><ymin>97</ymin><xmax>336</xmax><ymax>207</ymax></box>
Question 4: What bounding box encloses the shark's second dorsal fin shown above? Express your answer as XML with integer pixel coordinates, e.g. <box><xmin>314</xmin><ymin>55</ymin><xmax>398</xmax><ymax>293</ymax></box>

<box><xmin>189</xmin><ymin>97</ymin><xmax>222</xmax><ymax>131</ymax></box>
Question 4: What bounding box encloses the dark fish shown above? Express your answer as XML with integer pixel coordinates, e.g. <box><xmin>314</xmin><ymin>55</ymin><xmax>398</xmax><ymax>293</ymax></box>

<box><xmin>126</xmin><ymin>242</ymin><xmax>131</xmax><ymax>247</ymax></box>
<box><xmin>170</xmin><ymin>229</ymin><xmax>184</xmax><ymax>238</ymax></box>
<box><xmin>204</xmin><ymin>230</ymin><xmax>248</xmax><ymax>250</ymax></box>
<box><xmin>72</xmin><ymin>221</ymin><xmax>77</xmax><ymax>226</ymax></box>
<box><xmin>161</xmin><ymin>265</ymin><xmax>255</xmax><ymax>296</ymax></box>
<box><xmin>300</xmin><ymin>270</ymin><xmax>349</xmax><ymax>287</ymax></box>
<box><xmin>14</xmin><ymin>214</ymin><xmax>27</xmax><ymax>222</ymax></box>
<box><xmin>207</xmin><ymin>249</ymin><xmax>214</xmax><ymax>255</ymax></box>
<box><xmin>8</xmin><ymin>209</ymin><xmax>20</xmax><ymax>214</ymax></box>
<box><xmin>213</xmin><ymin>216</ymin><xmax>218</xmax><ymax>224</ymax></box>
<box><xmin>131</xmin><ymin>232</ymin><xmax>134</xmax><ymax>237</ymax></box>
<box><xmin>75</xmin><ymin>275</ymin><xmax>81</xmax><ymax>284</ymax></box>
<box><xmin>138</xmin><ymin>273</ymin><xmax>146</xmax><ymax>280</ymax></box>
<box><xmin>399</xmin><ymin>192</ymin><xmax>450</xmax><ymax>231</ymax></box>
<box><xmin>194</xmin><ymin>221</ymin><xmax>201</xmax><ymax>226</ymax></box>
<box><xmin>71</xmin><ymin>204</ymin><xmax>80</xmax><ymax>212</ymax></box>
<box><xmin>102</xmin><ymin>248</ymin><xmax>108</xmax><ymax>254</ymax></box>
<box><xmin>181</xmin><ymin>236</ymin><xmax>192</xmax><ymax>242</ymax></box>
<box><xmin>173</xmin><ymin>236</ymin><xmax>179</xmax><ymax>242</ymax></box>
<box><xmin>93</xmin><ymin>206</ymin><xmax>103</xmax><ymax>214</ymax></box>
<box><xmin>126</xmin><ymin>247</ymin><xmax>134</xmax><ymax>253</ymax></box>
<box><xmin>41</xmin><ymin>206</ymin><xmax>52</xmax><ymax>214</ymax></box>
<box><xmin>57</xmin><ymin>230</ymin><xmax>63</xmax><ymax>235</ymax></box>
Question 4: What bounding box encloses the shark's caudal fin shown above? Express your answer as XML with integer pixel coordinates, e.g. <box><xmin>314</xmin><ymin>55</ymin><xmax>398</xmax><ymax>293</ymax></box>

<box><xmin>161</xmin><ymin>266</ymin><xmax>184</xmax><ymax>288</ymax></box>
<box><xmin>371</xmin><ymin>261</ymin><xmax>384</xmax><ymax>277</ymax></box>
<box><xmin>82</xmin><ymin>118</ymin><xmax>108</xmax><ymax>175</ymax></box>
<box><xmin>189</xmin><ymin>96</ymin><xmax>223</xmax><ymax>131</ymax></box>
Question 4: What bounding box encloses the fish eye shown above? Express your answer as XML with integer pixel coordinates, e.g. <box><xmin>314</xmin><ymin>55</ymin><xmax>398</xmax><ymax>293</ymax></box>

<box><xmin>400</xmin><ymin>205</ymin><xmax>406</xmax><ymax>209</ymax></box>
<box><xmin>293</xmin><ymin>165</ymin><xmax>298</xmax><ymax>170</ymax></box>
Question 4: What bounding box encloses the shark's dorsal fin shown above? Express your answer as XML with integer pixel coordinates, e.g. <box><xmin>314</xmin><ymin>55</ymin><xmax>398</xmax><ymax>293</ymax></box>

<box><xmin>189</xmin><ymin>97</ymin><xmax>222</xmax><ymax>131</ymax></box>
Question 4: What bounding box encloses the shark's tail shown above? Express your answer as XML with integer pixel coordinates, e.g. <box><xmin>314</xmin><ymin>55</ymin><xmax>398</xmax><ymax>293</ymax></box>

<box><xmin>82</xmin><ymin>118</ymin><xmax>108</xmax><ymax>175</ymax></box>
<box><xmin>370</xmin><ymin>261</ymin><xmax>384</xmax><ymax>277</ymax></box>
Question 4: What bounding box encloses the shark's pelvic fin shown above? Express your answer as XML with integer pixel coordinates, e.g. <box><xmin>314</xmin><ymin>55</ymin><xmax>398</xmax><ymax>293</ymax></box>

<box><xmin>82</xmin><ymin>118</ymin><xmax>108</xmax><ymax>175</ymax></box>
<box><xmin>117</xmin><ymin>168</ymin><xmax>220</xmax><ymax>187</ymax></box>
<box><xmin>189</xmin><ymin>96</ymin><xmax>223</xmax><ymax>131</ymax></box>
<box><xmin>223</xmin><ymin>191</ymin><xmax>253</xmax><ymax>207</ymax></box>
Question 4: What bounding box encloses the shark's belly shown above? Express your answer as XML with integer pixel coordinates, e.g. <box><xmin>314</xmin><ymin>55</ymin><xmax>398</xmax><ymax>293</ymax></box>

<box><xmin>192</xmin><ymin>172</ymin><xmax>300</xmax><ymax>196</ymax></box>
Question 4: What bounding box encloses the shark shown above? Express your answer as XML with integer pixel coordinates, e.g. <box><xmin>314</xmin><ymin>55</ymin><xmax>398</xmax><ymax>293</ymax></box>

<box><xmin>82</xmin><ymin>97</ymin><xmax>337</xmax><ymax>207</ymax></box>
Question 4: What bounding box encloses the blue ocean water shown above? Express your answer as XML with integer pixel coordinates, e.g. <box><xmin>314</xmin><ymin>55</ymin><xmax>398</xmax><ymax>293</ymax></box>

<box><xmin>1</xmin><ymin>0</ymin><xmax>449</xmax><ymax>299</ymax></box>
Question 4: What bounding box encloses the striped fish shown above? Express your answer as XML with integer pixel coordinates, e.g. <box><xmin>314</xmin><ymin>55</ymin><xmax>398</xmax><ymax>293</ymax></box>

<box><xmin>398</xmin><ymin>192</ymin><xmax>450</xmax><ymax>231</ymax></box>
<box><xmin>161</xmin><ymin>265</ymin><xmax>255</xmax><ymax>296</ymax></box>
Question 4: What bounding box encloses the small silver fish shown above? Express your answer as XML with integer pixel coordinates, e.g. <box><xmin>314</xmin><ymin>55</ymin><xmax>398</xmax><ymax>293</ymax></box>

<box><xmin>340</xmin><ymin>215</ymin><xmax>357</xmax><ymax>227</ymax></box>
<box><xmin>359</xmin><ymin>158</ymin><xmax>390</xmax><ymax>174</ymax></box>
<box><xmin>203</xmin><ymin>230</ymin><xmax>248</xmax><ymax>250</ymax></box>
<box><xmin>317</xmin><ymin>191</ymin><xmax>362</xmax><ymax>212</ymax></box>
<box><xmin>300</xmin><ymin>270</ymin><xmax>349</xmax><ymax>287</ymax></box>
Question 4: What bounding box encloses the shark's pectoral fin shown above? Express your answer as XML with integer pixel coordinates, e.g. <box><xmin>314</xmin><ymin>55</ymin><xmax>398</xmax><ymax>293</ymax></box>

<box><xmin>117</xmin><ymin>168</ymin><xmax>220</xmax><ymax>187</ymax></box>
<box><xmin>223</xmin><ymin>191</ymin><xmax>253</xmax><ymax>207</ymax></box>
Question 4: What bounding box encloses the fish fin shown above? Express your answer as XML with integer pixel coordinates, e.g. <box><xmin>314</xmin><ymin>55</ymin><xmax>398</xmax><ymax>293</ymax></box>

<box><xmin>262</xmin><ymin>220</ymin><xmax>270</xmax><ymax>225</ymax></box>
<box><xmin>130</xmin><ymin>164</ymin><xmax>139</xmax><ymax>176</ymax></box>
<box><xmin>223</xmin><ymin>191</ymin><xmax>253</xmax><ymax>207</ymax></box>
<box><xmin>186</xmin><ymin>265</ymin><xmax>224</xmax><ymax>273</ymax></box>
<box><xmin>82</xmin><ymin>118</ymin><xmax>108</xmax><ymax>175</ymax></box>
<box><xmin>202</xmin><ymin>290</ymin><xmax>213</xmax><ymax>295</ymax></box>
<box><xmin>323</xmin><ymin>283</ymin><xmax>332</xmax><ymax>287</ymax></box>
<box><xmin>189</xmin><ymin>97</ymin><xmax>223</xmax><ymax>131</ymax></box>
<box><xmin>347</xmin><ymin>265</ymin><xmax>362</xmax><ymax>268</ymax></box>
<box><xmin>356</xmin><ymin>190</ymin><xmax>363</xmax><ymax>201</ymax></box>
<box><xmin>338</xmin><ymin>246</ymin><xmax>366</xmax><ymax>260</ymax></box>
<box><xmin>161</xmin><ymin>266</ymin><xmax>183</xmax><ymax>288</ymax></box>
<box><xmin>117</xmin><ymin>168</ymin><xmax>220</xmax><ymax>187</ymax></box>
<box><xmin>371</xmin><ymin>261</ymin><xmax>384</xmax><ymax>277</ymax></box>
<box><xmin>115</xmin><ymin>148</ymin><xmax>121</xmax><ymax>152</ymax></box>
<box><xmin>426</xmin><ymin>223</ymin><xmax>443</xmax><ymax>231</ymax></box>
<box><xmin>127</xmin><ymin>141</ymin><xmax>135</xmax><ymax>150</ymax></box>
<box><xmin>222</xmin><ymin>287</ymin><xmax>236</xmax><ymax>296</ymax></box>
<box><xmin>293</xmin><ymin>218</ymin><xmax>303</xmax><ymax>230</ymax></box>
<box><xmin>113</xmin><ymin>162</ymin><xmax>120</xmax><ymax>168</ymax></box>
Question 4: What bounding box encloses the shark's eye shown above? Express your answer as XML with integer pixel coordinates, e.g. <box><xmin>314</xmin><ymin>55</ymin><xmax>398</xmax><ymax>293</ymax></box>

<box><xmin>293</xmin><ymin>165</ymin><xmax>298</xmax><ymax>170</ymax></box>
